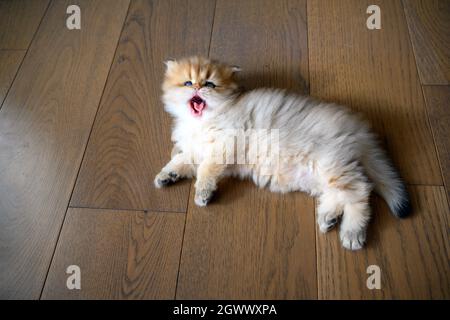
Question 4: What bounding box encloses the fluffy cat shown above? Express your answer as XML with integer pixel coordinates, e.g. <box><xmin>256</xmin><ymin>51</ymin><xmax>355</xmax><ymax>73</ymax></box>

<box><xmin>155</xmin><ymin>56</ymin><xmax>411</xmax><ymax>250</ymax></box>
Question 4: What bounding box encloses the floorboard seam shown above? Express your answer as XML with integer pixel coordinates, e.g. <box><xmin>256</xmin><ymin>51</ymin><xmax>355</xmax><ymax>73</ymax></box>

<box><xmin>38</xmin><ymin>0</ymin><xmax>132</xmax><ymax>300</ymax></box>
<box><xmin>27</xmin><ymin>0</ymin><xmax>61</xmax><ymax>300</ymax></box>
<box><xmin>173</xmin><ymin>0</ymin><xmax>218</xmax><ymax>299</ymax></box>
<box><xmin>206</xmin><ymin>0</ymin><xmax>218</xmax><ymax>59</ymax></box>
<box><xmin>406</xmin><ymin>183</ymin><xmax>444</xmax><ymax>187</ymax></box>
<box><xmin>305</xmin><ymin>0</ymin><xmax>319</xmax><ymax>300</ymax></box>
<box><xmin>68</xmin><ymin>205</ymin><xmax>186</xmax><ymax>214</ymax></box>
<box><xmin>0</xmin><ymin>1</ymin><xmax>51</xmax><ymax>112</ymax></box>
<box><xmin>173</xmin><ymin>184</ymin><xmax>191</xmax><ymax>299</ymax></box>
<box><xmin>0</xmin><ymin>48</ymin><xmax>28</xmax><ymax>51</ymax></box>
<box><xmin>400</xmin><ymin>0</ymin><xmax>446</xmax><ymax>189</ymax></box>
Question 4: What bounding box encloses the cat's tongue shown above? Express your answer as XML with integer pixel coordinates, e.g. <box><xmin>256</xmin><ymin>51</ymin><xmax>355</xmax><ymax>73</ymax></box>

<box><xmin>190</xmin><ymin>96</ymin><xmax>206</xmax><ymax>117</ymax></box>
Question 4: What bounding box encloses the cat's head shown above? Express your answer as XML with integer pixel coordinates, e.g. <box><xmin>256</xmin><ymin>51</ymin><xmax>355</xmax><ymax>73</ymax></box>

<box><xmin>162</xmin><ymin>56</ymin><xmax>240</xmax><ymax>119</ymax></box>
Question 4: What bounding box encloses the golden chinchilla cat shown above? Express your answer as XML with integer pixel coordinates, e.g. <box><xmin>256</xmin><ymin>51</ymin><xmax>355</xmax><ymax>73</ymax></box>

<box><xmin>155</xmin><ymin>56</ymin><xmax>411</xmax><ymax>250</ymax></box>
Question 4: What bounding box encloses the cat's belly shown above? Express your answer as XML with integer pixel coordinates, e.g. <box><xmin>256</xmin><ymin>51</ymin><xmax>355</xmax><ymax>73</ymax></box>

<box><xmin>229</xmin><ymin>160</ymin><xmax>321</xmax><ymax>196</ymax></box>
<box><xmin>271</xmin><ymin>163</ymin><xmax>320</xmax><ymax>195</ymax></box>
<box><xmin>292</xmin><ymin>167</ymin><xmax>320</xmax><ymax>195</ymax></box>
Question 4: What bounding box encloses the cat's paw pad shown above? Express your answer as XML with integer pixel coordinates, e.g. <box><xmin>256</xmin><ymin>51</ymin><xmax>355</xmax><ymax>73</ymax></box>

<box><xmin>340</xmin><ymin>229</ymin><xmax>366</xmax><ymax>250</ymax></box>
<box><xmin>319</xmin><ymin>217</ymin><xmax>339</xmax><ymax>233</ymax></box>
<box><xmin>194</xmin><ymin>188</ymin><xmax>214</xmax><ymax>207</ymax></box>
<box><xmin>154</xmin><ymin>171</ymin><xmax>179</xmax><ymax>188</ymax></box>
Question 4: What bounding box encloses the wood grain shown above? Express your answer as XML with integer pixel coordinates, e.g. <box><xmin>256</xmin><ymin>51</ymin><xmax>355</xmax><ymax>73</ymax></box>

<box><xmin>177</xmin><ymin>180</ymin><xmax>317</xmax><ymax>299</ymax></box>
<box><xmin>0</xmin><ymin>0</ymin><xmax>130</xmax><ymax>299</ymax></box>
<box><xmin>0</xmin><ymin>50</ymin><xmax>25</xmax><ymax>106</ymax></box>
<box><xmin>42</xmin><ymin>208</ymin><xmax>185</xmax><ymax>299</ymax></box>
<box><xmin>209</xmin><ymin>0</ymin><xmax>309</xmax><ymax>94</ymax></box>
<box><xmin>422</xmin><ymin>86</ymin><xmax>450</xmax><ymax>206</ymax></box>
<box><xmin>176</xmin><ymin>0</ymin><xmax>314</xmax><ymax>299</ymax></box>
<box><xmin>0</xmin><ymin>0</ymin><xmax>49</xmax><ymax>49</ymax></box>
<box><xmin>403</xmin><ymin>0</ymin><xmax>450</xmax><ymax>85</ymax></box>
<box><xmin>308</xmin><ymin>0</ymin><xmax>441</xmax><ymax>185</ymax></box>
<box><xmin>316</xmin><ymin>186</ymin><xmax>450</xmax><ymax>299</ymax></box>
<box><xmin>70</xmin><ymin>0</ymin><xmax>216</xmax><ymax>212</ymax></box>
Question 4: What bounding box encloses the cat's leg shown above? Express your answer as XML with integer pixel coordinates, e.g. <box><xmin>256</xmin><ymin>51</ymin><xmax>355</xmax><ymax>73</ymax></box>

<box><xmin>317</xmin><ymin>192</ymin><xmax>343</xmax><ymax>233</ymax></box>
<box><xmin>340</xmin><ymin>200</ymin><xmax>371</xmax><ymax>250</ymax></box>
<box><xmin>320</xmin><ymin>165</ymin><xmax>372</xmax><ymax>250</ymax></box>
<box><xmin>194</xmin><ymin>160</ymin><xmax>226</xmax><ymax>206</ymax></box>
<box><xmin>154</xmin><ymin>152</ymin><xmax>195</xmax><ymax>188</ymax></box>
<box><xmin>336</xmin><ymin>174</ymin><xmax>372</xmax><ymax>250</ymax></box>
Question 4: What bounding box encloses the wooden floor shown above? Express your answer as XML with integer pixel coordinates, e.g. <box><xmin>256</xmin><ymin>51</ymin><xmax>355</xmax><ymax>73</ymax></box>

<box><xmin>0</xmin><ymin>0</ymin><xmax>448</xmax><ymax>300</ymax></box>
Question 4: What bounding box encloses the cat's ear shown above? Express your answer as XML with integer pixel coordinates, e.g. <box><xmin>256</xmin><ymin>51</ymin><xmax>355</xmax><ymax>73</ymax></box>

<box><xmin>164</xmin><ymin>58</ymin><xmax>177</xmax><ymax>71</ymax></box>
<box><xmin>231</xmin><ymin>65</ymin><xmax>242</xmax><ymax>73</ymax></box>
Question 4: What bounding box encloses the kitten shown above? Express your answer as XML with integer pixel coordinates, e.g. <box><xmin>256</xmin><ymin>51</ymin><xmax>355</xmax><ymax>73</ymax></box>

<box><xmin>155</xmin><ymin>56</ymin><xmax>411</xmax><ymax>250</ymax></box>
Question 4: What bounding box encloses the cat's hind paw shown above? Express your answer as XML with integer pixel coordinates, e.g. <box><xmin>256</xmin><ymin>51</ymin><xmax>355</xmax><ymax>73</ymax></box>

<box><xmin>340</xmin><ymin>228</ymin><xmax>366</xmax><ymax>250</ymax></box>
<box><xmin>154</xmin><ymin>171</ymin><xmax>179</xmax><ymax>188</ymax></box>
<box><xmin>318</xmin><ymin>216</ymin><xmax>339</xmax><ymax>233</ymax></box>
<box><xmin>194</xmin><ymin>188</ymin><xmax>214</xmax><ymax>207</ymax></box>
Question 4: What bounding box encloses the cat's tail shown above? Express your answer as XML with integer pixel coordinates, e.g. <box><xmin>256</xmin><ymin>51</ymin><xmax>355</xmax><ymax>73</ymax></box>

<box><xmin>360</xmin><ymin>138</ymin><xmax>412</xmax><ymax>218</ymax></box>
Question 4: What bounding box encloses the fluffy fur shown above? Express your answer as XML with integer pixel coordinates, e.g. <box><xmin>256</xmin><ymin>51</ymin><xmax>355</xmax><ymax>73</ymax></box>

<box><xmin>155</xmin><ymin>56</ymin><xmax>411</xmax><ymax>250</ymax></box>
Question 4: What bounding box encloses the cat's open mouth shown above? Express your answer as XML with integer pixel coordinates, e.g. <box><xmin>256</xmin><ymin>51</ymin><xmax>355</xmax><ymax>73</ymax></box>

<box><xmin>189</xmin><ymin>95</ymin><xmax>206</xmax><ymax>117</ymax></box>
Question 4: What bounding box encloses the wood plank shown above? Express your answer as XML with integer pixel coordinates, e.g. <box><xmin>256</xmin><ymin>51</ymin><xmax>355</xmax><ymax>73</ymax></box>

<box><xmin>70</xmin><ymin>0</ymin><xmax>216</xmax><ymax>212</ymax></box>
<box><xmin>0</xmin><ymin>0</ymin><xmax>130</xmax><ymax>299</ymax></box>
<box><xmin>403</xmin><ymin>0</ymin><xmax>450</xmax><ymax>85</ymax></box>
<box><xmin>209</xmin><ymin>0</ymin><xmax>309</xmax><ymax>94</ymax></box>
<box><xmin>177</xmin><ymin>0</ymin><xmax>316</xmax><ymax>299</ymax></box>
<box><xmin>0</xmin><ymin>50</ymin><xmax>25</xmax><ymax>106</ymax></box>
<box><xmin>316</xmin><ymin>186</ymin><xmax>450</xmax><ymax>299</ymax></box>
<box><xmin>177</xmin><ymin>180</ymin><xmax>317</xmax><ymax>299</ymax></box>
<box><xmin>308</xmin><ymin>0</ymin><xmax>441</xmax><ymax>185</ymax></box>
<box><xmin>422</xmin><ymin>86</ymin><xmax>450</xmax><ymax>206</ymax></box>
<box><xmin>42</xmin><ymin>208</ymin><xmax>185</xmax><ymax>299</ymax></box>
<box><xmin>0</xmin><ymin>0</ymin><xmax>49</xmax><ymax>49</ymax></box>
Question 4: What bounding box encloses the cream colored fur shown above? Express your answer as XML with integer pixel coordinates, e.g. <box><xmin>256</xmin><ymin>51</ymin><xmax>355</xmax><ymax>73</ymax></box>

<box><xmin>155</xmin><ymin>57</ymin><xmax>410</xmax><ymax>250</ymax></box>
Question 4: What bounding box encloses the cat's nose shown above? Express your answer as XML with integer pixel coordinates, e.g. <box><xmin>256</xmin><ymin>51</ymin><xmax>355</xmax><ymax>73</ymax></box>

<box><xmin>193</xmin><ymin>83</ymin><xmax>201</xmax><ymax>90</ymax></box>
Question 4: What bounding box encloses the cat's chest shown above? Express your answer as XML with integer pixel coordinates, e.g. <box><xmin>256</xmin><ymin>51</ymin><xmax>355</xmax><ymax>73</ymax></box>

<box><xmin>172</xmin><ymin>123</ymin><xmax>222</xmax><ymax>157</ymax></box>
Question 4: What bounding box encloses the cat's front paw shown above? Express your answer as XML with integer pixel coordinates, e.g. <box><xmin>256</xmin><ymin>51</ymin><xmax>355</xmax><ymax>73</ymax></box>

<box><xmin>194</xmin><ymin>188</ymin><xmax>215</xmax><ymax>207</ymax></box>
<box><xmin>340</xmin><ymin>228</ymin><xmax>366</xmax><ymax>250</ymax></box>
<box><xmin>154</xmin><ymin>171</ymin><xmax>179</xmax><ymax>188</ymax></box>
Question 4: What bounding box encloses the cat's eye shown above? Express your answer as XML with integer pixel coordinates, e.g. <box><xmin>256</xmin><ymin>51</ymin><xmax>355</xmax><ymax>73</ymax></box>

<box><xmin>184</xmin><ymin>81</ymin><xmax>193</xmax><ymax>86</ymax></box>
<box><xmin>205</xmin><ymin>81</ymin><xmax>216</xmax><ymax>88</ymax></box>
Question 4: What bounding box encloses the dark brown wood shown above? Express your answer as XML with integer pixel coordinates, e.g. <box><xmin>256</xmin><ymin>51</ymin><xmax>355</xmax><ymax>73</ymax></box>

<box><xmin>0</xmin><ymin>0</ymin><xmax>130</xmax><ymax>299</ymax></box>
<box><xmin>0</xmin><ymin>0</ymin><xmax>448</xmax><ymax>300</ymax></box>
<box><xmin>70</xmin><ymin>0</ymin><xmax>216</xmax><ymax>212</ymax></box>
<box><xmin>177</xmin><ymin>180</ymin><xmax>317</xmax><ymax>299</ymax></box>
<box><xmin>309</xmin><ymin>0</ymin><xmax>449</xmax><ymax>299</ymax></box>
<box><xmin>423</xmin><ymin>86</ymin><xmax>450</xmax><ymax>206</ymax></box>
<box><xmin>0</xmin><ymin>0</ymin><xmax>49</xmax><ymax>49</ymax></box>
<box><xmin>316</xmin><ymin>186</ymin><xmax>450</xmax><ymax>299</ymax></box>
<box><xmin>210</xmin><ymin>0</ymin><xmax>309</xmax><ymax>94</ymax></box>
<box><xmin>308</xmin><ymin>0</ymin><xmax>441</xmax><ymax>185</ymax></box>
<box><xmin>176</xmin><ymin>0</ymin><xmax>316</xmax><ymax>299</ymax></box>
<box><xmin>403</xmin><ymin>0</ymin><xmax>450</xmax><ymax>85</ymax></box>
<box><xmin>0</xmin><ymin>50</ymin><xmax>25</xmax><ymax>106</ymax></box>
<box><xmin>42</xmin><ymin>208</ymin><xmax>185</xmax><ymax>299</ymax></box>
